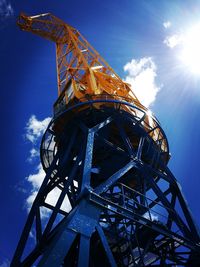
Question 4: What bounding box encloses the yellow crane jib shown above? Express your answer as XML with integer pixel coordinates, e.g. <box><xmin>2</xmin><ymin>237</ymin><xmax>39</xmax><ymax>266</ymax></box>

<box><xmin>17</xmin><ymin>13</ymin><xmax>139</xmax><ymax>100</ymax></box>
<box><xmin>17</xmin><ymin>12</ymin><xmax>168</xmax><ymax>158</ymax></box>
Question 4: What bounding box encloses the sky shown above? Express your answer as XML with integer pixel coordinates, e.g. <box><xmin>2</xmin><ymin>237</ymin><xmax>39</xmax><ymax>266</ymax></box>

<box><xmin>1</xmin><ymin>0</ymin><xmax>200</xmax><ymax>265</ymax></box>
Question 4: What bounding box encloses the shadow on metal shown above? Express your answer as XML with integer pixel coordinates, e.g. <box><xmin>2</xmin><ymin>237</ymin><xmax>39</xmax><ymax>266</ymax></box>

<box><xmin>11</xmin><ymin>100</ymin><xmax>200</xmax><ymax>266</ymax></box>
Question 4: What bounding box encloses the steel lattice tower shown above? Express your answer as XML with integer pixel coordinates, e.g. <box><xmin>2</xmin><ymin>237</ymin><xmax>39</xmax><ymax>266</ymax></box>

<box><xmin>11</xmin><ymin>13</ymin><xmax>200</xmax><ymax>266</ymax></box>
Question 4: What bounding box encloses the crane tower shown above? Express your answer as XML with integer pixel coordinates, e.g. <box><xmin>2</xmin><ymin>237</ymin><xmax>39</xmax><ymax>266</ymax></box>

<box><xmin>11</xmin><ymin>13</ymin><xmax>200</xmax><ymax>266</ymax></box>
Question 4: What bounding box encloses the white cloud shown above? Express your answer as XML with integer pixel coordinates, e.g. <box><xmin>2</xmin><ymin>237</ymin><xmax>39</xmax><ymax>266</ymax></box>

<box><xmin>25</xmin><ymin>115</ymin><xmax>51</xmax><ymax>144</ymax></box>
<box><xmin>26</xmin><ymin>164</ymin><xmax>45</xmax><ymax>214</ymax></box>
<box><xmin>26</xmin><ymin>164</ymin><xmax>71</xmax><ymax>217</ymax></box>
<box><xmin>25</xmin><ymin>115</ymin><xmax>51</xmax><ymax>162</ymax></box>
<box><xmin>123</xmin><ymin>57</ymin><xmax>160</xmax><ymax>107</ymax></box>
<box><xmin>28</xmin><ymin>148</ymin><xmax>40</xmax><ymax>162</ymax></box>
<box><xmin>26</xmin><ymin>164</ymin><xmax>45</xmax><ymax>189</ymax></box>
<box><xmin>23</xmin><ymin>114</ymin><xmax>71</xmax><ymax>232</ymax></box>
<box><xmin>24</xmin><ymin>115</ymin><xmax>52</xmax><ymax>217</ymax></box>
<box><xmin>163</xmin><ymin>21</ymin><xmax>171</xmax><ymax>29</ymax></box>
<box><xmin>0</xmin><ymin>0</ymin><xmax>14</xmax><ymax>19</ymax></box>
<box><xmin>26</xmin><ymin>190</ymin><xmax>38</xmax><ymax>211</ymax></box>
<box><xmin>163</xmin><ymin>34</ymin><xmax>183</xmax><ymax>48</ymax></box>
<box><xmin>143</xmin><ymin>211</ymin><xmax>158</xmax><ymax>221</ymax></box>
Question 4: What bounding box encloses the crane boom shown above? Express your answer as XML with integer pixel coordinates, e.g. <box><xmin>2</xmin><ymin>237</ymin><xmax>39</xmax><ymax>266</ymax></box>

<box><xmin>17</xmin><ymin>13</ymin><xmax>140</xmax><ymax>104</ymax></box>
<box><xmin>11</xmin><ymin>13</ymin><xmax>200</xmax><ymax>267</ymax></box>
<box><xmin>17</xmin><ymin>13</ymin><xmax>169</xmax><ymax>154</ymax></box>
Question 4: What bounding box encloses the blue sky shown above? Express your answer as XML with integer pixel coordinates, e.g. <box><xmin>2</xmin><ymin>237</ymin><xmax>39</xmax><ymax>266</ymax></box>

<box><xmin>1</xmin><ymin>0</ymin><xmax>200</xmax><ymax>265</ymax></box>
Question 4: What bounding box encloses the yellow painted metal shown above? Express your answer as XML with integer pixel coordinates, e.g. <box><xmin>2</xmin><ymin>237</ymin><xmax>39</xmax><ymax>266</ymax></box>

<box><xmin>17</xmin><ymin>13</ymin><xmax>168</xmax><ymax>154</ymax></box>
<box><xmin>17</xmin><ymin>13</ymin><xmax>139</xmax><ymax>101</ymax></box>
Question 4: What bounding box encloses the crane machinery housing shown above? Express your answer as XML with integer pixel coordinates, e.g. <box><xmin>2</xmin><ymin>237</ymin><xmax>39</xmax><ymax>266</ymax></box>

<box><xmin>11</xmin><ymin>13</ymin><xmax>200</xmax><ymax>266</ymax></box>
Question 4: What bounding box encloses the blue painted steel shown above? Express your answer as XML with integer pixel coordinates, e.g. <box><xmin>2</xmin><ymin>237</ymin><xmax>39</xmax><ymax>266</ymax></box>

<box><xmin>96</xmin><ymin>225</ymin><xmax>117</xmax><ymax>267</ymax></box>
<box><xmin>94</xmin><ymin>160</ymin><xmax>137</xmax><ymax>195</ymax></box>
<box><xmin>81</xmin><ymin>129</ymin><xmax>95</xmax><ymax>191</ymax></box>
<box><xmin>38</xmin><ymin>229</ymin><xmax>77</xmax><ymax>267</ymax></box>
<box><xmin>78</xmin><ymin>235</ymin><xmax>90</xmax><ymax>267</ymax></box>
<box><xmin>11</xmin><ymin>101</ymin><xmax>200</xmax><ymax>266</ymax></box>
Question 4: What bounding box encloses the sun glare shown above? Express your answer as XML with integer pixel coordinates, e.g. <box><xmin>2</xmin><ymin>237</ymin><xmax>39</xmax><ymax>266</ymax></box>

<box><xmin>179</xmin><ymin>24</ymin><xmax>200</xmax><ymax>75</ymax></box>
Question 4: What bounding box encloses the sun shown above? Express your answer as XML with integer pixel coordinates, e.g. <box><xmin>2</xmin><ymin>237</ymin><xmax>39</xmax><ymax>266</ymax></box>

<box><xmin>179</xmin><ymin>24</ymin><xmax>200</xmax><ymax>75</ymax></box>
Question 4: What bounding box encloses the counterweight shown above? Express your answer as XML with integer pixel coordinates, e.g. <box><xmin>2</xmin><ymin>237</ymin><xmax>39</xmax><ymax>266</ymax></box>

<box><xmin>11</xmin><ymin>13</ymin><xmax>200</xmax><ymax>266</ymax></box>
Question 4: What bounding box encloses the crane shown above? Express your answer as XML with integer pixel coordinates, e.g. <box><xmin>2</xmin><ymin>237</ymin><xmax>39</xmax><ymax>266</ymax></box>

<box><xmin>17</xmin><ymin>13</ymin><xmax>168</xmax><ymax>157</ymax></box>
<box><xmin>18</xmin><ymin>13</ymin><xmax>139</xmax><ymax>99</ymax></box>
<box><xmin>11</xmin><ymin>13</ymin><xmax>200</xmax><ymax>266</ymax></box>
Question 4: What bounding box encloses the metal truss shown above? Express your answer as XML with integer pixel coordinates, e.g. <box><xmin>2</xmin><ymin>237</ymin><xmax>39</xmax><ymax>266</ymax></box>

<box><xmin>17</xmin><ymin>13</ymin><xmax>139</xmax><ymax>100</ymax></box>
<box><xmin>15</xmin><ymin>12</ymin><xmax>200</xmax><ymax>267</ymax></box>
<box><xmin>11</xmin><ymin>100</ymin><xmax>200</xmax><ymax>266</ymax></box>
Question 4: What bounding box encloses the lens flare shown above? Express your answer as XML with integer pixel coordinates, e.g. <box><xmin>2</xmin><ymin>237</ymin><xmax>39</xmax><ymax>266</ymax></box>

<box><xmin>179</xmin><ymin>24</ymin><xmax>200</xmax><ymax>75</ymax></box>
